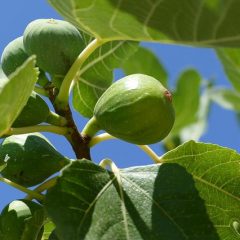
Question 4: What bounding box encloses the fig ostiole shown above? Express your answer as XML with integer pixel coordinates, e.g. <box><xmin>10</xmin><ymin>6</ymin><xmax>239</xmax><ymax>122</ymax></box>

<box><xmin>0</xmin><ymin>133</ymin><xmax>70</xmax><ymax>187</ymax></box>
<box><xmin>82</xmin><ymin>74</ymin><xmax>175</xmax><ymax>145</ymax></box>
<box><xmin>0</xmin><ymin>199</ymin><xmax>45</xmax><ymax>240</ymax></box>
<box><xmin>12</xmin><ymin>91</ymin><xmax>50</xmax><ymax>127</ymax></box>
<box><xmin>23</xmin><ymin>18</ymin><xmax>85</xmax><ymax>77</ymax></box>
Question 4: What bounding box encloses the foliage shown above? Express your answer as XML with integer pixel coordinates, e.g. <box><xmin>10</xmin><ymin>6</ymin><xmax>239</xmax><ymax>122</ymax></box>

<box><xmin>1</xmin><ymin>1</ymin><xmax>240</xmax><ymax>239</ymax></box>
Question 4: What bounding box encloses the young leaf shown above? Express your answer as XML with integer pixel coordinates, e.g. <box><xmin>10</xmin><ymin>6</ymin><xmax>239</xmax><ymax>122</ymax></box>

<box><xmin>171</xmin><ymin>69</ymin><xmax>201</xmax><ymax>136</ymax></box>
<box><xmin>0</xmin><ymin>56</ymin><xmax>38</xmax><ymax>136</ymax></box>
<box><xmin>216</xmin><ymin>49</ymin><xmax>240</xmax><ymax>92</ymax></box>
<box><xmin>179</xmin><ymin>87</ymin><xmax>212</xmax><ymax>142</ymax></box>
<box><xmin>46</xmin><ymin>141</ymin><xmax>240</xmax><ymax>239</ymax></box>
<box><xmin>73</xmin><ymin>40</ymin><xmax>138</xmax><ymax>117</ymax></box>
<box><xmin>210</xmin><ymin>88</ymin><xmax>240</xmax><ymax>111</ymax></box>
<box><xmin>122</xmin><ymin>46</ymin><xmax>168</xmax><ymax>87</ymax></box>
<box><xmin>48</xmin><ymin>0</ymin><xmax>240</xmax><ymax>47</ymax></box>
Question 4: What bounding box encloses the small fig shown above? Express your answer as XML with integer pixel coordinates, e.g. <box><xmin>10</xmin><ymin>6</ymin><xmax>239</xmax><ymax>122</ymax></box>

<box><xmin>1</xmin><ymin>37</ymin><xmax>29</xmax><ymax>76</ymax></box>
<box><xmin>0</xmin><ymin>133</ymin><xmax>70</xmax><ymax>187</ymax></box>
<box><xmin>92</xmin><ymin>74</ymin><xmax>175</xmax><ymax>145</ymax></box>
<box><xmin>0</xmin><ymin>199</ymin><xmax>45</xmax><ymax>240</ymax></box>
<box><xmin>12</xmin><ymin>92</ymin><xmax>50</xmax><ymax>127</ymax></box>
<box><xmin>1</xmin><ymin>36</ymin><xmax>49</xmax><ymax>86</ymax></box>
<box><xmin>23</xmin><ymin>19</ymin><xmax>85</xmax><ymax>76</ymax></box>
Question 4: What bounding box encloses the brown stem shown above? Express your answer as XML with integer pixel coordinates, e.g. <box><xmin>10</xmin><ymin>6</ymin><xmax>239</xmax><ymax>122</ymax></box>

<box><xmin>46</xmin><ymin>86</ymin><xmax>91</xmax><ymax>160</ymax></box>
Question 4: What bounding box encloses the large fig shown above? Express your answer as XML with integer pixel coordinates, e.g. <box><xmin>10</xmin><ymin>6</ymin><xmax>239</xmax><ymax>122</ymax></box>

<box><xmin>0</xmin><ymin>133</ymin><xmax>70</xmax><ymax>187</ymax></box>
<box><xmin>12</xmin><ymin>92</ymin><xmax>50</xmax><ymax>127</ymax></box>
<box><xmin>0</xmin><ymin>199</ymin><xmax>45</xmax><ymax>240</ymax></box>
<box><xmin>90</xmin><ymin>74</ymin><xmax>175</xmax><ymax>145</ymax></box>
<box><xmin>23</xmin><ymin>19</ymin><xmax>85</xmax><ymax>76</ymax></box>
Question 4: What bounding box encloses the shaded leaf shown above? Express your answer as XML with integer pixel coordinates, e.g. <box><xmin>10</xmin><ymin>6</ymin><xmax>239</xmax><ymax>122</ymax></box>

<box><xmin>46</xmin><ymin>141</ymin><xmax>240</xmax><ymax>239</ymax></box>
<box><xmin>0</xmin><ymin>56</ymin><xmax>38</xmax><ymax>136</ymax></box>
<box><xmin>73</xmin><ymin>40</ymin><xmax>138</xmax><ymax>117</ymax></box>
<box><xmin>122</xmin><ymin>46</ymin><xmax>168</xmax><ymax>87</ymax></box>
<box><xmin>49</xmin><ymin>0</ymin><xmax>240</xmax><ymax>47</ymax></box>
<box><xmin>217</xmin><ymin>49</ymin><xmax>240</xmax><ymax>92</ymax></box>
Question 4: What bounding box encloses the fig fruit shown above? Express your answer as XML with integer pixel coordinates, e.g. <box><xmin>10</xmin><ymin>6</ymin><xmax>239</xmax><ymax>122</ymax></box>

<box><xmin>12</xmin><ymin>92</ymin><xmax>50</xmax><ymax>127</ymax></box>
<box><xmin>23</xmin><ymin>19</ymin><xmax>85</xmax><ymax>76</ymax></box>
<box><xmin>1</xmin><ymin>36</ymin><xmax>49</xmax><ymax>86</ymax></box>
<box><xmin>92</xmin><ymin>74</ymin><xmax>175</xmax><ymax>145</ymax></box>
<box><xmin>1</xmin><ymin>36</ymin><xmax>29</xmax><ymax>76</ymax></box>
<box><xmin>0</xmin><ymin>133</ymin><xmax>70</xmax><ymax>187</ymax></box>
<box><xmin>0</xmin><ymin>199</ymin><xmax>45</xmax><ymax>240</ymax></box>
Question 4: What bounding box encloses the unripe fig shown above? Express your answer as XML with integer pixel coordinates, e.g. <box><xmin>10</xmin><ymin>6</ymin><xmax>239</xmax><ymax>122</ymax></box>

<box><xmin>0</xmin><ymin>133</ymin><xmax>70</xmax><ymax>187</ymax></box>
<box><xmin>0</xmin><ymin>199</ymin><xmax>45</xmax><ymax>240</ymax></box>
<box><xmin>1</xmin><ymin>36</ymin><xmax>49</xmax><ymax>86</ymax></box>
<box><xmin>12</xmin><ymin>92</ymin><xmax>50</xmax><ymax>127</ymax></box>
<box><xmin>23</xmin><ymin>19</ymin><xmax>85</xmax><ymax>76</ymax></box>
<box><xmin>1</xmin><ymin>37</ymin><xmax>29</xmax><ymax>76</ymax></box>
<box><xmin>92</xmin><ymin>74</ymin><xmax>175</xmax><ymax>145</ymax></box>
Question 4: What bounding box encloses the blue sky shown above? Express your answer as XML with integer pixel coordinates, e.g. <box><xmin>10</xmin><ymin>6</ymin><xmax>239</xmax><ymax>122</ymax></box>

<box><xmin>0</xmin><ymin>0</ymin><xmax>239</xmax><ymax>210</ymax></box>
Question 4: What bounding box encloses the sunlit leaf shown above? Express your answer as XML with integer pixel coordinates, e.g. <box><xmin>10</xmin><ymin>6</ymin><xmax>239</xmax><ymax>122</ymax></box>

<box><xmin>46</xmin><ymin>141</ymin><xmax>240</xmax><ymax>239</ymax></box>
<box><xmin>49</xmin><ymin>0</ymin><xmax>240</xmax><ymax>47</ymax></box>
<box><xmin>0</xmin><ymin>56</ymin><xmax>38</xmax><ymax>136</ymax></box>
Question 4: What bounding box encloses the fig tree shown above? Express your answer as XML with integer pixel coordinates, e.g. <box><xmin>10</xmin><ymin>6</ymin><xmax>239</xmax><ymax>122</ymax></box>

<box><xmin>0</xmin><ymin>133</ymin><xmax>70</xmax><ymax>187</ymax></box>
<box><xmin>23</xmin><ymin>19</ymin><xmax>85</xmax><ymax>76</ymax></box>
<box><xmin>84</xmin><ymin>74</ymin><xmax>175</xmax><ymax>145</ymax></box>
<box><xmin>0</xmin><ymin>199</ymin><xmax>45</xmax><ymax>240</ymax></box>
<box><xmin>12</xmin><ymin>92</ymin><xmax>50</xmax><ymax>127</ymax></box>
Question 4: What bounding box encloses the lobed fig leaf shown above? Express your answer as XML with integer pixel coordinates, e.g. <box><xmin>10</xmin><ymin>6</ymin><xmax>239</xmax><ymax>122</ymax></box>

<box><xmin>0</xmin><ymin>133</ymin><xmax>70</xmax><ymax>187</ymax></box>
<box><xmin>93</xmin><ymin>74</ymin><xmax>175</xmax><ymax>145</ymax></box>
<box><xmin>12</xmin><ymin>92</ymin><xmax>50</xmax><ymax>127</ymax></box>
<box><xmin>0</xmin><ymin>199</ymin><xmax>45</xmax><ymax>240</ymax></box>
<box><xmin>23</xmin><ymin>19</ymin><xmax>85</xmax><ymax>77</ymax></box>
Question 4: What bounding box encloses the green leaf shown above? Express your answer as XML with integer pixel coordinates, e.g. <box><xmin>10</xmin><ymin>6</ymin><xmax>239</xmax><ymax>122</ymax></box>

<box><xmin>122</xmin><ymin>46</ymin><xmax>168</xmax><ymax>87</ymax></box>
<box><xmin>179</xmin><ymin>87</ymin><xmax>211</xmax><ymax>142</ymax></box>
<box><xmin>0</xmin><ymin>56</ymin><xmax>38</xmax><ymax>136</ymax></box>
<box><xmin>46</xmin><ymin>143</ymin><xmax>240</xmax><ymax>239</ymax></box>
<box><xmin>210</xmin><ymin>88</ymin><xmax>240</xmax><ymax>111</ymax></box>
<box><xmin>49</xmin><ymin>0</ymin><xmax>240</xmax><ymax>47</ymax></box>
<box><xmin>73</xmin><ymin>40</ymin><xmax>138</xmax><ymax>118</ymax></box>
<box><xmin>216</xmin><ymin>49</ymin><xmax>240</xmax><ymax>92</ymax></box>
<box><xmin>171</xmin><ymin>69</ymin><xmax>201</xmax><ymax>137</ymax></box>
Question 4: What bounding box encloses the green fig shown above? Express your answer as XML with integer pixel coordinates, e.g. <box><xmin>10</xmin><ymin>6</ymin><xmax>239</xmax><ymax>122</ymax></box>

<box><xmin>1</xmin><ymin>37</ymin><xmax>29</xmax><ymax>76</ymax></box>
<box><xmin>12</xmin><ymin>92</ymin><xmax>50</xmax><ymax>127</ymax></box>
<box><xmin>23</xmin><ymin>18</ymin><xmax>85</xmax><ymax>76</ymax></box>
<box><xmin>0</xmin><ymin>199</ymin><xmax>45</xmax><ymax>240</ymax></box>
<box><xmin>86</xmin><ymin>74</ymin><xmax>175</xmax><ymax>145</ymax></box>
<box><xmin>0</xmin><ymin>133</ymin><xmax>70</xmax><ymax>187</ymax></box>
<box><xmin>1</xmin><ymin>36</ymin><xmax>49</xmax><ymax>86</ymax></box>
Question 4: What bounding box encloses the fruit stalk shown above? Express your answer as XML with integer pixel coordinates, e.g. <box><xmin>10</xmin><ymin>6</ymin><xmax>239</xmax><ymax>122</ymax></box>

<box><xmin>55</xmin><ymin>38</ymin><xmax>106</xmax><ymax>110</ymax></box>
<box><xmin>0</xmin><ymin>177</ymin><xmax>45</xmax><ymax>201</ymax></box>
